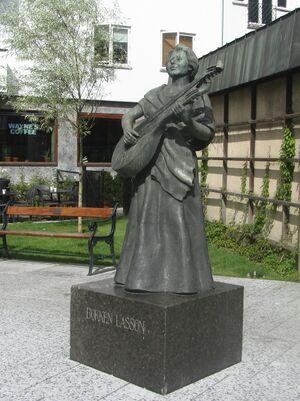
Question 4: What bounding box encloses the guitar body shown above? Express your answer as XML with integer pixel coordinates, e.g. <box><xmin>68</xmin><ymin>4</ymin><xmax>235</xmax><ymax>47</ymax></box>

<box><xmin>111</xmin><ymin>125</ymin><xmax>164</xmax><ymax>177</ymax></box>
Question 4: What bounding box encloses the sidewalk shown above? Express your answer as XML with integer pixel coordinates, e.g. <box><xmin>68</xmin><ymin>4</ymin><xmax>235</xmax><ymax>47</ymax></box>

<box><xmin>0</xmin><ymin>259</ymin><xmax>299</xmax><ymax>401</ymax></box>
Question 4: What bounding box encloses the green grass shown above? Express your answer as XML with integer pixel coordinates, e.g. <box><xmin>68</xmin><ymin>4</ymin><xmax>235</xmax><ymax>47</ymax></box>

<box><xmin>1</xmin><ymin>216</ymin><xmax>298</xmax><ymax>281</ymax></box>
<box><xmin>3</xmin><ymin>217</ymin><xmax>128</xmax><ymax>266</ymax></box>
<box><xmin>208</xmin><ymin>245</ymin><xmax>296</xmax><ymax>281</ymax></box>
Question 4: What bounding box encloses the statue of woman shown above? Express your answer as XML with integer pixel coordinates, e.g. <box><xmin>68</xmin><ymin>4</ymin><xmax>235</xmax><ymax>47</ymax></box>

<box><xmin>114</xmin><ymin>44</ymin><xmax>215</xmax><ymax>294</ymax></box>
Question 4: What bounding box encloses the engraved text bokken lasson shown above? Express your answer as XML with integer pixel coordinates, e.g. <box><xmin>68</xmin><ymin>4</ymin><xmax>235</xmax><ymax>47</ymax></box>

<box><xmin>86</xmin><ymin>306</ymin><xmax>146</xmax><ymax>335</ymax></box>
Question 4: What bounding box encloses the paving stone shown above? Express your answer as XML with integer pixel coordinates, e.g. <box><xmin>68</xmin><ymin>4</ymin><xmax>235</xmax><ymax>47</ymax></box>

<box><xmin>0</xmin><ymin>260</ymin><xmax>299</xmax><ymax>401</ymax></box>
<box><xmin>0</xmin><ymin>365</ymin><xmax>126</xmax><ymax>401</ymax></box>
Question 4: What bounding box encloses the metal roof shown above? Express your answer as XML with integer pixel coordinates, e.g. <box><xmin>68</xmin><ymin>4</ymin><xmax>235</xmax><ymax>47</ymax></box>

<box><xmin>198</xmin><ymin>7</ymin><xmax>300</xmax><ymax>94</ymax></box>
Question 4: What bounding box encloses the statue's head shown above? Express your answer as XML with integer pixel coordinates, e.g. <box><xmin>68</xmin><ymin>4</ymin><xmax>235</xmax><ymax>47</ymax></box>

<box><xmin>166</xmin><ymin>44</ymin><xmax>199</xmax><ymax>82</ymax></box>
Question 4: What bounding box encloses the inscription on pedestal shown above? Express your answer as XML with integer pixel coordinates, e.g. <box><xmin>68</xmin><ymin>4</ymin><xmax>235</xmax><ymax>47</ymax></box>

<box><xmin>86</xmin><ymin>306</ymin><xmax>146</xmax><ymax>335</ymax></box>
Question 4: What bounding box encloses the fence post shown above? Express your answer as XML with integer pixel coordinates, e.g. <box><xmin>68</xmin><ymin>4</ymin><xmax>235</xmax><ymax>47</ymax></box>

<box><xmin>282</xmin><ymin>205</ymin><xmax>289</xmax><ymax>243</ymax></box>
<box><xmin>298</xmin><ymin>218</ymin><xmax>300</xmax><ymax>276</ymax></box>
<box><xmin>281</xmin><ymin>75</ymin><xmax>294</xmax><ymax>243</ymax></box>
<box><xmin>222</xmin><ymin>94</ymin><xmax>229</xmax><ymax>223</ymax></box>
<box><xmin>249</xmin><ymin>85</ymin><xmax>257</xmax><ymax>223</ymax></box>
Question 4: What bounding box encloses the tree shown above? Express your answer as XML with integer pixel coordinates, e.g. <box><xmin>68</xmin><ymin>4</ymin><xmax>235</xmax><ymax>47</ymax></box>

<box><xmin>1</xmin><ymin>0</ymin><xmax>120</xmax><ymax>231</ymax></box>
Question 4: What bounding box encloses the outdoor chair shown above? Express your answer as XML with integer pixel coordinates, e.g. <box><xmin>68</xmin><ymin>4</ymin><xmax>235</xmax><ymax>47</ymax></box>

<box><xmin>9</xmin><ymin>187</ymin><xmax>38</xmax><ymax>221</ymax></box>
<box><xmin>59</xmin><ymin>183</ymin><xmax>78</xmax><ymax>207</ymax></box>
<box><xmin>35</xmin><ymin>185</ymin><xmax>60</xmax><ymax>207</ymax></box>
<box><xmin>11</xmin><ymin>187</ymin><xmax>37</xmax><ymax>206</ymax></box>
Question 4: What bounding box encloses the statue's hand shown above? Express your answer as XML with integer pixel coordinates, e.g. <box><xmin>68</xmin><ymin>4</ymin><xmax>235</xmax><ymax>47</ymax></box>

<box><xmin>123</xmin><ymin>129</ymin><xmax>140</xmax><ymax>146</ymax></box>
<box><xmin>173</xmin><ymin>102</ymin><xmax>193</xmax><ymax>126</ymax></box>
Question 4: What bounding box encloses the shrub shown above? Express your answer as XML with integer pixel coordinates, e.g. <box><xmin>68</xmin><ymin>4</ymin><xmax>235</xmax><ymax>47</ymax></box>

<box><xmin>103</xmin><ymin>172</ymin><xmax>123</xmax><ymax>205</ymax></box>
<box><xmin>205</xmin><ymin>220</ymin><xmax>297</xmax><ymax>278</ymax></box>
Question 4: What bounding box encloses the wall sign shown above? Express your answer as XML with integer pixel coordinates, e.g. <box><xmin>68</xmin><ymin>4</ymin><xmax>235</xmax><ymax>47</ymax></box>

<box><xmin>8</xmin><ymin>122</ymin><xmax>39</xmax><ymax>136</ymax></box>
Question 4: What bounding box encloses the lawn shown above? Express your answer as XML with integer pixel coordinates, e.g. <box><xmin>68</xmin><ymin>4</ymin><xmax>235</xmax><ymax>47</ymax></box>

<box><xmin>1</xmin><ymin>216</ymin><xmax>128</xmax><ymax>266</ymax></box>
<box><xmin>1</xmin><ymin>216</ymin><xmax>296</xmax><ymax>281</ymax></box>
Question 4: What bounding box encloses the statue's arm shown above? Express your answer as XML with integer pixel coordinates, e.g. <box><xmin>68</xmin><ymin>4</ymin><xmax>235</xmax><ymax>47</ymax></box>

<box><xmin>186</xmin><ymin>118</ymin><xmax>214</xmax><ymax>142</ymax></box>
<box><xmin>122</xmin><ymin>104</ymin><xmax>144</xmax><ymax>146</ymax></box>
<box><xmin>173</xmin><ymin>94</ymin><xmax>215</xmax><ymax>148</ymax></box>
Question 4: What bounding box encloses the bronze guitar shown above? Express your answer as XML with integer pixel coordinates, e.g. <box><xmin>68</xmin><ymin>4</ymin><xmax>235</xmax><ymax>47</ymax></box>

<box><xmin>112</xmin><ymin>61</ymin><xmax>223</xmax><ymax>177</ymax></box>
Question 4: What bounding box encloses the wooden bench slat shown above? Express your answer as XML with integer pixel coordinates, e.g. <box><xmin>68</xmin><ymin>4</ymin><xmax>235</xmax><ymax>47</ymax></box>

<box><xmin>6</xmin><ymin>206</ymin><xmax>113</xmax><ymax>218</ymax></box>
<box><xmin>0</xmin><ymin>230</ymin><xmax>91</xmax><ymax>239</ymax></box>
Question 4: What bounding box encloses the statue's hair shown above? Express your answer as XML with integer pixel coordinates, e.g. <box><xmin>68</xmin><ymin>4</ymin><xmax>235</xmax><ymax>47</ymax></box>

<box><xmin>167</xmin><ymin>44</ymin><xmax>199</xmax><ymax>81</ymax></box>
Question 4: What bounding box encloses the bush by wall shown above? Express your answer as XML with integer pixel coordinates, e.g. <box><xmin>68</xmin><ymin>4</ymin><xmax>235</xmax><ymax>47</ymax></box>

<box><xmin>205</xmin><ymin>220</ymin><xmax>297</xmax><ymax>278</ymax></box>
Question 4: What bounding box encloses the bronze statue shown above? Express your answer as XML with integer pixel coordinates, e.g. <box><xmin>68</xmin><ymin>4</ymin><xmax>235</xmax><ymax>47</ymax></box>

<box><xmin>112</xmin><ymin>44</ymin><xmax>222</xmax><ymax>294</ymax></box>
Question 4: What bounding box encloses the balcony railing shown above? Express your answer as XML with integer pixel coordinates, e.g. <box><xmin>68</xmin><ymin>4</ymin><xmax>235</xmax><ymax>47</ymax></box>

<box><xmin>248</xmin><ymin>3</ymin><xmax>277</xmax><ymax>28</ymax></box>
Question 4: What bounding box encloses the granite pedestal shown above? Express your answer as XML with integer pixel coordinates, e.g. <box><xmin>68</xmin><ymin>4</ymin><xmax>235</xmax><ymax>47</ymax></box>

<box><xmin>70</xmin><ymin>279</ymin><xmax>243</xmax><ymax>395</ymax></box>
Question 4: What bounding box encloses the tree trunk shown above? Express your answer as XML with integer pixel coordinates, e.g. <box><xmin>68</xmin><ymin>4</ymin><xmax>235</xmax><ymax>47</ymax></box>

<box><xmin>77</xmin><ymin>125</ymin><xmax>84</xmax><ymax>233</ymax></box>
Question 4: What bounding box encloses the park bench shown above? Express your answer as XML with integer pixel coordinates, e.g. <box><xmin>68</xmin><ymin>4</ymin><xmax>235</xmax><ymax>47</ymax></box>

<box><xmin>0</xmin><ymin>203</ymin><xmax>118</xmax><ymax>275</ymax></box>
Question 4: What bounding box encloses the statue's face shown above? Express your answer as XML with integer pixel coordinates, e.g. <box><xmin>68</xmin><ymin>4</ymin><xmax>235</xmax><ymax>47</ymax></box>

<box><xmin>166</xmin><ymin>50</ymin><xmax>190</xmax><ymax>79</ymax></box>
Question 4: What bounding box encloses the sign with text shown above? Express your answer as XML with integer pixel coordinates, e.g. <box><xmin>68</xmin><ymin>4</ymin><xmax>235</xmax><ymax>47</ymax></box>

<box><xmin>86</xmin><ymin>306</ymin><xmax>147</xmax><ymax>336</ymax></box>
<box><xmin>8</xmin><ymin>122</ymin><xmax>39</xmax><ymax>136</ymax></box>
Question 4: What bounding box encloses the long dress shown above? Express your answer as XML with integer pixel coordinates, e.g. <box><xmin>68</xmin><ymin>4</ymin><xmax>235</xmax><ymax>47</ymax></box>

<box><xmin>114</xmin><ymin>84</ymin><xmax>215</xmax><ymax>294</ymax></box>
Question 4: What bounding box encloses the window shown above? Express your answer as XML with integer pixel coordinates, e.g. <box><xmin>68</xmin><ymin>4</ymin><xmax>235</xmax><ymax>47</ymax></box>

<box><xmin>0</xmin><ymin>0</ymin><xmax>19</xmax><ymax>50</ymax></box>
<box><xmin>0</xmin><ymin>59</ymin><xmax>6</xmax><ymax>92</ymax></box>
<box><xmin>277</xmin><ymin>0</ymin><xmax>286</xmax><ymax>7</ymax></box>
<box><xmin>262</xmin><ymin>0</ymin><xmax>272</xmax><ymax>24</ymax></box>
<box><xmin>94</xmin><ymin>25</ymin><xmax>130</xmax><ymax>66</ymax></box>
<box><xmin>0</xmin><ymin>112</ymin><xmax>56</xmax><ymax>163</ymax></box>
<box><xmin>161</xmin><ymin>31</ymin><xmax>194</xmax><ymax>67</ymax></box>
<box><xmin>248</xmin><ymin>0</ymin><xmax>273</xmax><ymax>26</ymax></box>
<box><xmin>81</xmin><ymin>114</ymin><xmax>123</xmax><ymax>165</ymax></box>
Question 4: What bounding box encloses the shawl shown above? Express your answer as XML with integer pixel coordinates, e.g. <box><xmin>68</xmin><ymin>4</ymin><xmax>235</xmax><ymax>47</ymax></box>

<box><xmin>139</xmin><ymin>85</ymin><xmax>214</xmax><ymax>200</ymax></box>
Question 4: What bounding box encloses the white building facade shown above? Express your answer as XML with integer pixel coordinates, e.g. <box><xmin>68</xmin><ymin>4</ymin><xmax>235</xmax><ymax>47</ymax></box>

<box><xmin>103</xmin><ymin>0</ymin><xmax>299</xmax><ymax>102</ymax></box>
<box><xmin>0</xmin><ymin>0</ymin><xmax>299</xmax><ymax>179</ymax></box>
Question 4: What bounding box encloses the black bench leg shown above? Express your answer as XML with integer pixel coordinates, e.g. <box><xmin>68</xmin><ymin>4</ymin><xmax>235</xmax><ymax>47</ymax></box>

<box><xmin>88</xmin><ymin>238</ymin><xmax>95</xmax><ymax>276</ymax></box>
<box><xmin>110</xmin><ymin>239</ymin><xmax>117</xmax><ymax>267</ymax></box>
<box><xmin>1</xmin><ymin>235</ymin><xmax>10</xmax><ymax>258</ymax></box>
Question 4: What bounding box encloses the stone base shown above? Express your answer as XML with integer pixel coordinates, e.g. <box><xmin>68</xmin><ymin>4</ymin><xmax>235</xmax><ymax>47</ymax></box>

<box><xmin>70</xmin><ymin>279</ymin><xmax>243</xmax><ymax>395</ymax></box>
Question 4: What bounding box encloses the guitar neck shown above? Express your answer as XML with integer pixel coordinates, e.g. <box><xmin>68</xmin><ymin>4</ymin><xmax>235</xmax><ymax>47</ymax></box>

<box><xmin>135</xmin><ymin>60</ymin><xmax>224</xmax><ymax>136</ymax></box>
<box><xmin>136</xmin><ymin>72</ymin><xmax>208</xmax><ymax>135</ymax></box>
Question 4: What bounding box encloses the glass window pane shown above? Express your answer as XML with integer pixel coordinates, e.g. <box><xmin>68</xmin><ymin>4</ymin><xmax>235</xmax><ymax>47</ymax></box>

<box><xmin>179</xmin><ymin>35</ymin><xmax>193</xmax><ymax>49</ymax></box>
<box><xmin>0</xmin><ymin>113</ymin><xmax>54</xmax><ymax>162</ymax></box>
<box><xmin>162</xmin><ymin>32</ymin><xmax>176</xmax><ymax>67</ymax></box>
<box><xmin>0</xmin><ymin>0</ymin><xmax>19</xmax><ymax>13</ymax></box>
<box><xmin>113</xmin><ymin>28</ymin><xmax>128</xmax><ymax>43</ymax></box>
<box><xmin>248</xmin><ymin>0</ymin><xmax>259</xmax><ymax>23</ymax></box>
<box><xmin>262</xmin><ymin>0</ymin><xmax>272</xmax><ymax>24</ymax></box>
<box><xmin>277</xmin><ymin>0</ymin><xmax>286</xmax><ymax>7</ymax></box>
<box><xmin>82</xmin><ymin>117</ymin><xmax>123</xmax><ymax>163</ymax></box>
<box><xmin>94</xmin><ymin>25</ymin><xmax>109</xmax><ymax>62</ymax></box>
<box><xmin>113</xmin><ymin>28</ymin><xmax>128</xmax><ymax>64</ymax></box>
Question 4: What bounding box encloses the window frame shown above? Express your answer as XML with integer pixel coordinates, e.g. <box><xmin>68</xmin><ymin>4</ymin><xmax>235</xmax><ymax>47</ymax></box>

<box><xmin>0</xmin><ymin>56</ymin><xmax>7</xmax><ymax>93</ymax></box>
<box><xmin>94</xmin><ymin>24</ymin><xmax>131</xmax><ymax>69</ymax></box>
<box><xmin>0</xmin><ymin>27</ymin><xmax>9</xmax><ymax>52</ymax></box>
<box><xmin>277</xmin><ymin>0</ymin><xmax>287</xmax><ymax>8</ymax></box>
<box><xmin>0</xmin><ymin>110</ymin><xmax>58</xmax><ymax>166</ymax></box>
<box><xmin>160</xmin><ymin>30</ymin><xmax>195</xmax><ymax>70</ymax></box>
<box><xmin>0</xmin><ymin>0</ymin><xmax>19</xmax><ymax>51</ymax></box>
<box><xmin>247</xmin><ymin>0</ymin><xmax>274</xmax><ymax>28</ymax></box>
